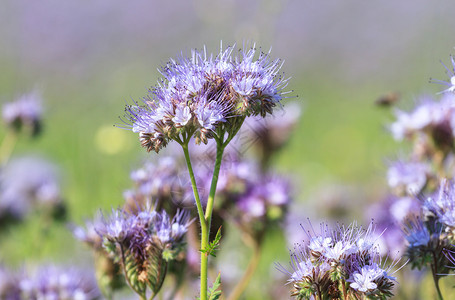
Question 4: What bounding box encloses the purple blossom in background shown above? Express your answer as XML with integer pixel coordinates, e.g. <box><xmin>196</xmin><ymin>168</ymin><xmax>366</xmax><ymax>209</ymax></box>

<box><xmin>424</xmin><ymin>178</ymin><xmax>455</xmax><ymax>232</ymax></box>
<box><xmin>0</xmin><ymin>265</ymin><xmax>20</xmax><ymax>300</ymax></box>
<box><xmin>369</xmin><ymin>196</ymin><xmax>422</xmax><ymax>259</ymax></box>
<box><xmin>2</xmin><ymin>91</ymin><xmax>43</xmax><ymax>136</ymax></box>
<box><xmin>390</xmin><ymin>94</ymin><xmax>455</xmax><ymax>154</ymax></box>
<box><xmin>18</xmin><ymin>265</ymin><xmax>100</xmax><ymax>300</ymax></box>
<box><xmin>241</xmin><ymin>102</ymin><xmax>301</xmax><ymax>167</ymax></box>
<box><xmin>403</xmin><ymin>216</ymin><xmax>431</xmax><ymax>249</ymax></box>
<box><xmin>124</xmin><ymin>156</ymin><xmax>194</xmax><ymax>209</ymax></box>
<box><xmin>387</xmin><ymin>160</ymin><xmax>429</xmax><ymax>196</ymax></box>
<box><xmin>124</xmin><ymin>44</ymin><xmax>289</xmax><ymax>153</ymax></box>
<box><xmin>0</xmin><ymin>156</ymin><xmax>64</xmax><ymax>221</ymax></box>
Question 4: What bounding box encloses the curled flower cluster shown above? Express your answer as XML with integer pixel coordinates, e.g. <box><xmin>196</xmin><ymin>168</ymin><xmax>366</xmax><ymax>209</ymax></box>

<box><xmin>95</xmin><ymin>205</ymin><xmax>191</xmax><ymax>297</ymax></box>
<box><xmin>280</xmin><ymin>222</ymin><xmax>398</xmax><ymax>300</ymax></box>
<box><xmin>125</xmin><ymin>45</ymin><xmax>288</xmax><ymax>153</ymax></box>
<box><xmin>2</xmin><ymin>91</ymin><xmax>43</xmax><ymax>136</ymax></box>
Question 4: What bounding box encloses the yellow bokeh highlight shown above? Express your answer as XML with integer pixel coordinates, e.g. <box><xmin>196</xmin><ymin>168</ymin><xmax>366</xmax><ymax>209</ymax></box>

<box><xmin>94</xmin><ymin>125</ymin><xmax>130</xmax><ymax>155</ymax></box>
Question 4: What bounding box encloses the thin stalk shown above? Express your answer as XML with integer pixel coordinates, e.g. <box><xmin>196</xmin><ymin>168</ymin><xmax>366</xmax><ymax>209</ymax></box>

<box><xmin>0</xmin><ymin>129</ymin><xmax>17</xmax><ymax>165</ymax></box>
<box><xmin>204</xmin><ymin>140</ymin><xmax>225</xmax><ymax>227</ymax></box>
<box><xmin>181</xmin><ymin>144</ymin><xmax>208</xmax><ymax>300</ymax></box>
<box><xmin>181</xmin><ymin>144</ymin><xmax>206</xmax><ymax>233</ymax></box>
<box><xmin>227</xmin><ymin>239</ymin><xmax>262</xmax><ymax>300</ymax></box>
<box><xmin>431</xmin><ymin>251</ymin><xmax>444</xmax><ymax>300</ymax></box>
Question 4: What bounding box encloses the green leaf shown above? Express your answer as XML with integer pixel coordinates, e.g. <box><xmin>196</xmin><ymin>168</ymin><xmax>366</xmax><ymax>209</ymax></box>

<box><xmin>200</xmin><ymin>226</ymin><xmax>222</xmax><ymax>257</ymax></box>
<box><xmin>208</xmin><ymin>273</ymin><xmax>222</xmax><ymax>300</ymax></box>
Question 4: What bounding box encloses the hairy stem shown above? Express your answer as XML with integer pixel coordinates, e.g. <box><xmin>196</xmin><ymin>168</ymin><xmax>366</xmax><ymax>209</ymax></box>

<box><xmin>204</xmin><ymin>140</ymin><xmax>225</xmax><ymax>231</ymax></box>
<box><xmin>181</xmin><ymin>144</ymin><xmax>208</xmax><ymax>300</ymax></box>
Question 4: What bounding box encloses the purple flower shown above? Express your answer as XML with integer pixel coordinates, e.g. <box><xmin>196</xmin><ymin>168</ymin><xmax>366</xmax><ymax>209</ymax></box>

<box><xmin>0</xmin><ymin>156</ymin><xmax>63</xmax><ymax>221</ymax></box>
<box><xmin>2</xmin><ymin>91</ymin><xmax>43</xmax><ymax>136</ymax></box>
<box><xmin>281</xmin><ymin>221</ymin><xmax>398</xmax><ymax>299</ymax></box>
<box><xmin>96</xmin><ymin>208</ymin><xmax>132</xmax><ymax>243</ymax></box>
<box><xmin>124</xmin><ymin>44</ymin><xmax>289</xmax><ymax>153</ymax></box>
<box><xmin>0</xmin><ymin>265</ymin><xmax>20</xmax><ymax>300</ymax></box>
<box><xmin>348</xmin><ymin>263</ymin><xmax>395</xmax><ymax>293</ymax></box>
<box><xmin>387</xmin><ymin>160</ymin><xmax>429</xmax><ymax>195</ymax></box>
<box><xmin>425</xmin><ymin>178</ymin><xmax>455</xmax><ymax>229</ymax></box>
<box><xmin>390</xmin><ymin>94</ymin><xmax>455</xmax><ymax>147</ymax></box>
<box><xmin>403</xmin><ymin>216</ymin><xmax>430</xmax><ymax>248</ymax></box>
<box><xmin>19</xmin><ymin>265</ymin><xmax>100</xmax><ymax>300</ymax></box>
<box><xmin>431</xmin><ymin>55</ymin><xmax>455</xmax><ymax>94</ymax></box>
<box><xmin>154</xmin><ymin>209</ymin><xmax>191</xmax><ymax>245</ymax></box>
<box><xmin>71</xmin><ymin>217</ymin><xmax>103</xmax><ymax>249</ymax></box>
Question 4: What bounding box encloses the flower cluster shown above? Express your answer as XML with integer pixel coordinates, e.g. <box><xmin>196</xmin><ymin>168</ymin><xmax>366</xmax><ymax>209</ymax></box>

<box><xmin>387</xmin><ymin>159</ymin><xmax>431</xmax><ymax>196</ymax></box>
<box><xmin>2</xmin><ymin>91</ymin><xmax>43</xmax><ymax>136</ymax></box>
<box><xmin>94</xmin><ymin>205</ymin><xmax>191</xmax><ymax>298</ymax></box>
<box><xmin>123</xmin><ymin>156</ymin><xmax>194</xmax><ymax>209</ymax></box>
<box><xmin>0</xmin><ymin>156</ymin><xmax>65</xmax><ymax>224</ymax></box>
<box><xmin>281</xmin><ymin>222</ymin><xmax>398</xmax><ymax>300</ymax></box>
<box><xmin>400</xmin><ymin>179</ymin><xmax>455</xmax><ymax>274</ymax></box>
<box><xmin>431</xmin><ymin>55</ymin><xmax>455</xmax><ymax>94</ymax></box>
<box><xmin>0</xmin><ymin>265</ymin><xmax>100</xmax><ymax>300</ymax></box>
<box><xmin>125</xmin><ymin>45</ymin><xmax>288</xmax><ymax>153</ymax></box>
<box><xmin>191</xmin><ymin>156</ymin><xmax>291</xmax><ymax>240</ymax></box>
<box><xmin>390</xmin><ymin>94</ymin><xmax>455</xmax><ymax>156</ymax></box>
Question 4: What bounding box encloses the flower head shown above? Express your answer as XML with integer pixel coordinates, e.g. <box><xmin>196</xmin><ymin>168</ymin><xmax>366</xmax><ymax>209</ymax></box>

<box><xmin>387</xmin><ymin>160</ymin><xmax>430</xmax><ymax>196</ymax></box>
<box><xmin>19</xmin><ymin>265</ymin><xmax>100</xmax><ymax>300</ymax></box>
<box><xmin>124</xmin><ymin>44</ymin><xmax>289</xmax><ymax>153</ymax></box>
<box><xmin>0</xmin><ymin>156</ymin><xmax>64</xmax><ymax>222</ymax></box>
<box><xmin>281</xmin><ymin>221</ymin><xmax>398</xmax><ymax>299</ymax></box>
<box><xmin>2</xmin><ymin>91</ymin><xmax>43</xmax><ymax>136</ymax></box>
<box><xmin>424</xmin><ymin>178</ymin><xmax>455</xmax><ymax>241</ymax></box>
<box><xmin>94</xmin><ymin>204</ymin><xmax>192</xmax><ymax>296</ymax></box>
<box><xmin>348</xmin><ymin>263</ymin><xmax>396</xmax><ymax>294</ymax></box>
<box><xmin>431</xmin><ymin>55</ymin><xmax>455</xmax><ymax>94</ymax></box>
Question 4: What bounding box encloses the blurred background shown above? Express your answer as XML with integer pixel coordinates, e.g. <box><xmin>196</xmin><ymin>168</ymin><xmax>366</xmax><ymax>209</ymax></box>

<box><xmin>1</xmin><ymin>0</ymin><xmax>455</xmax><ymax>298</ymax></box>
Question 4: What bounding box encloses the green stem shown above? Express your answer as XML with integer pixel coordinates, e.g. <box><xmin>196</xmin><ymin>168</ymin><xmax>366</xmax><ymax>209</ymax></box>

<box><xmin>226</xmin><ymin>238</ymin><xmax>262</xmax><ymax>300</ymax></box>
<box><xmin>181</xmin><ymin>144</ymin><xmax>208</xmax><ymax>300</ymax></box>
<box><xmin>204</xmin><ymin>140</ymin><xmax>225</xmax><ymax>229</ymax></box>
<box><xmin>0</xmin><ymin>129</ymin><xmax>17</xmax><ymax>165</ymax></box>
<box><xmin>432</xmin><ymin>251</ymin><xmax>444</xmax><ymax>300</ymax></box>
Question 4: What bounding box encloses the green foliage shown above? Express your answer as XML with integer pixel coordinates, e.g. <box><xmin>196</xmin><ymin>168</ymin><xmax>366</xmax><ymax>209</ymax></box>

<box><xmin>208</xmin><ymin>273</ymin><xmax>222</xmax><ymax>300</ymax></box>
<box><xmin>200</xmin><ymin>226</ymin><xmax>222</xmax><ymax>257</ymax></box>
